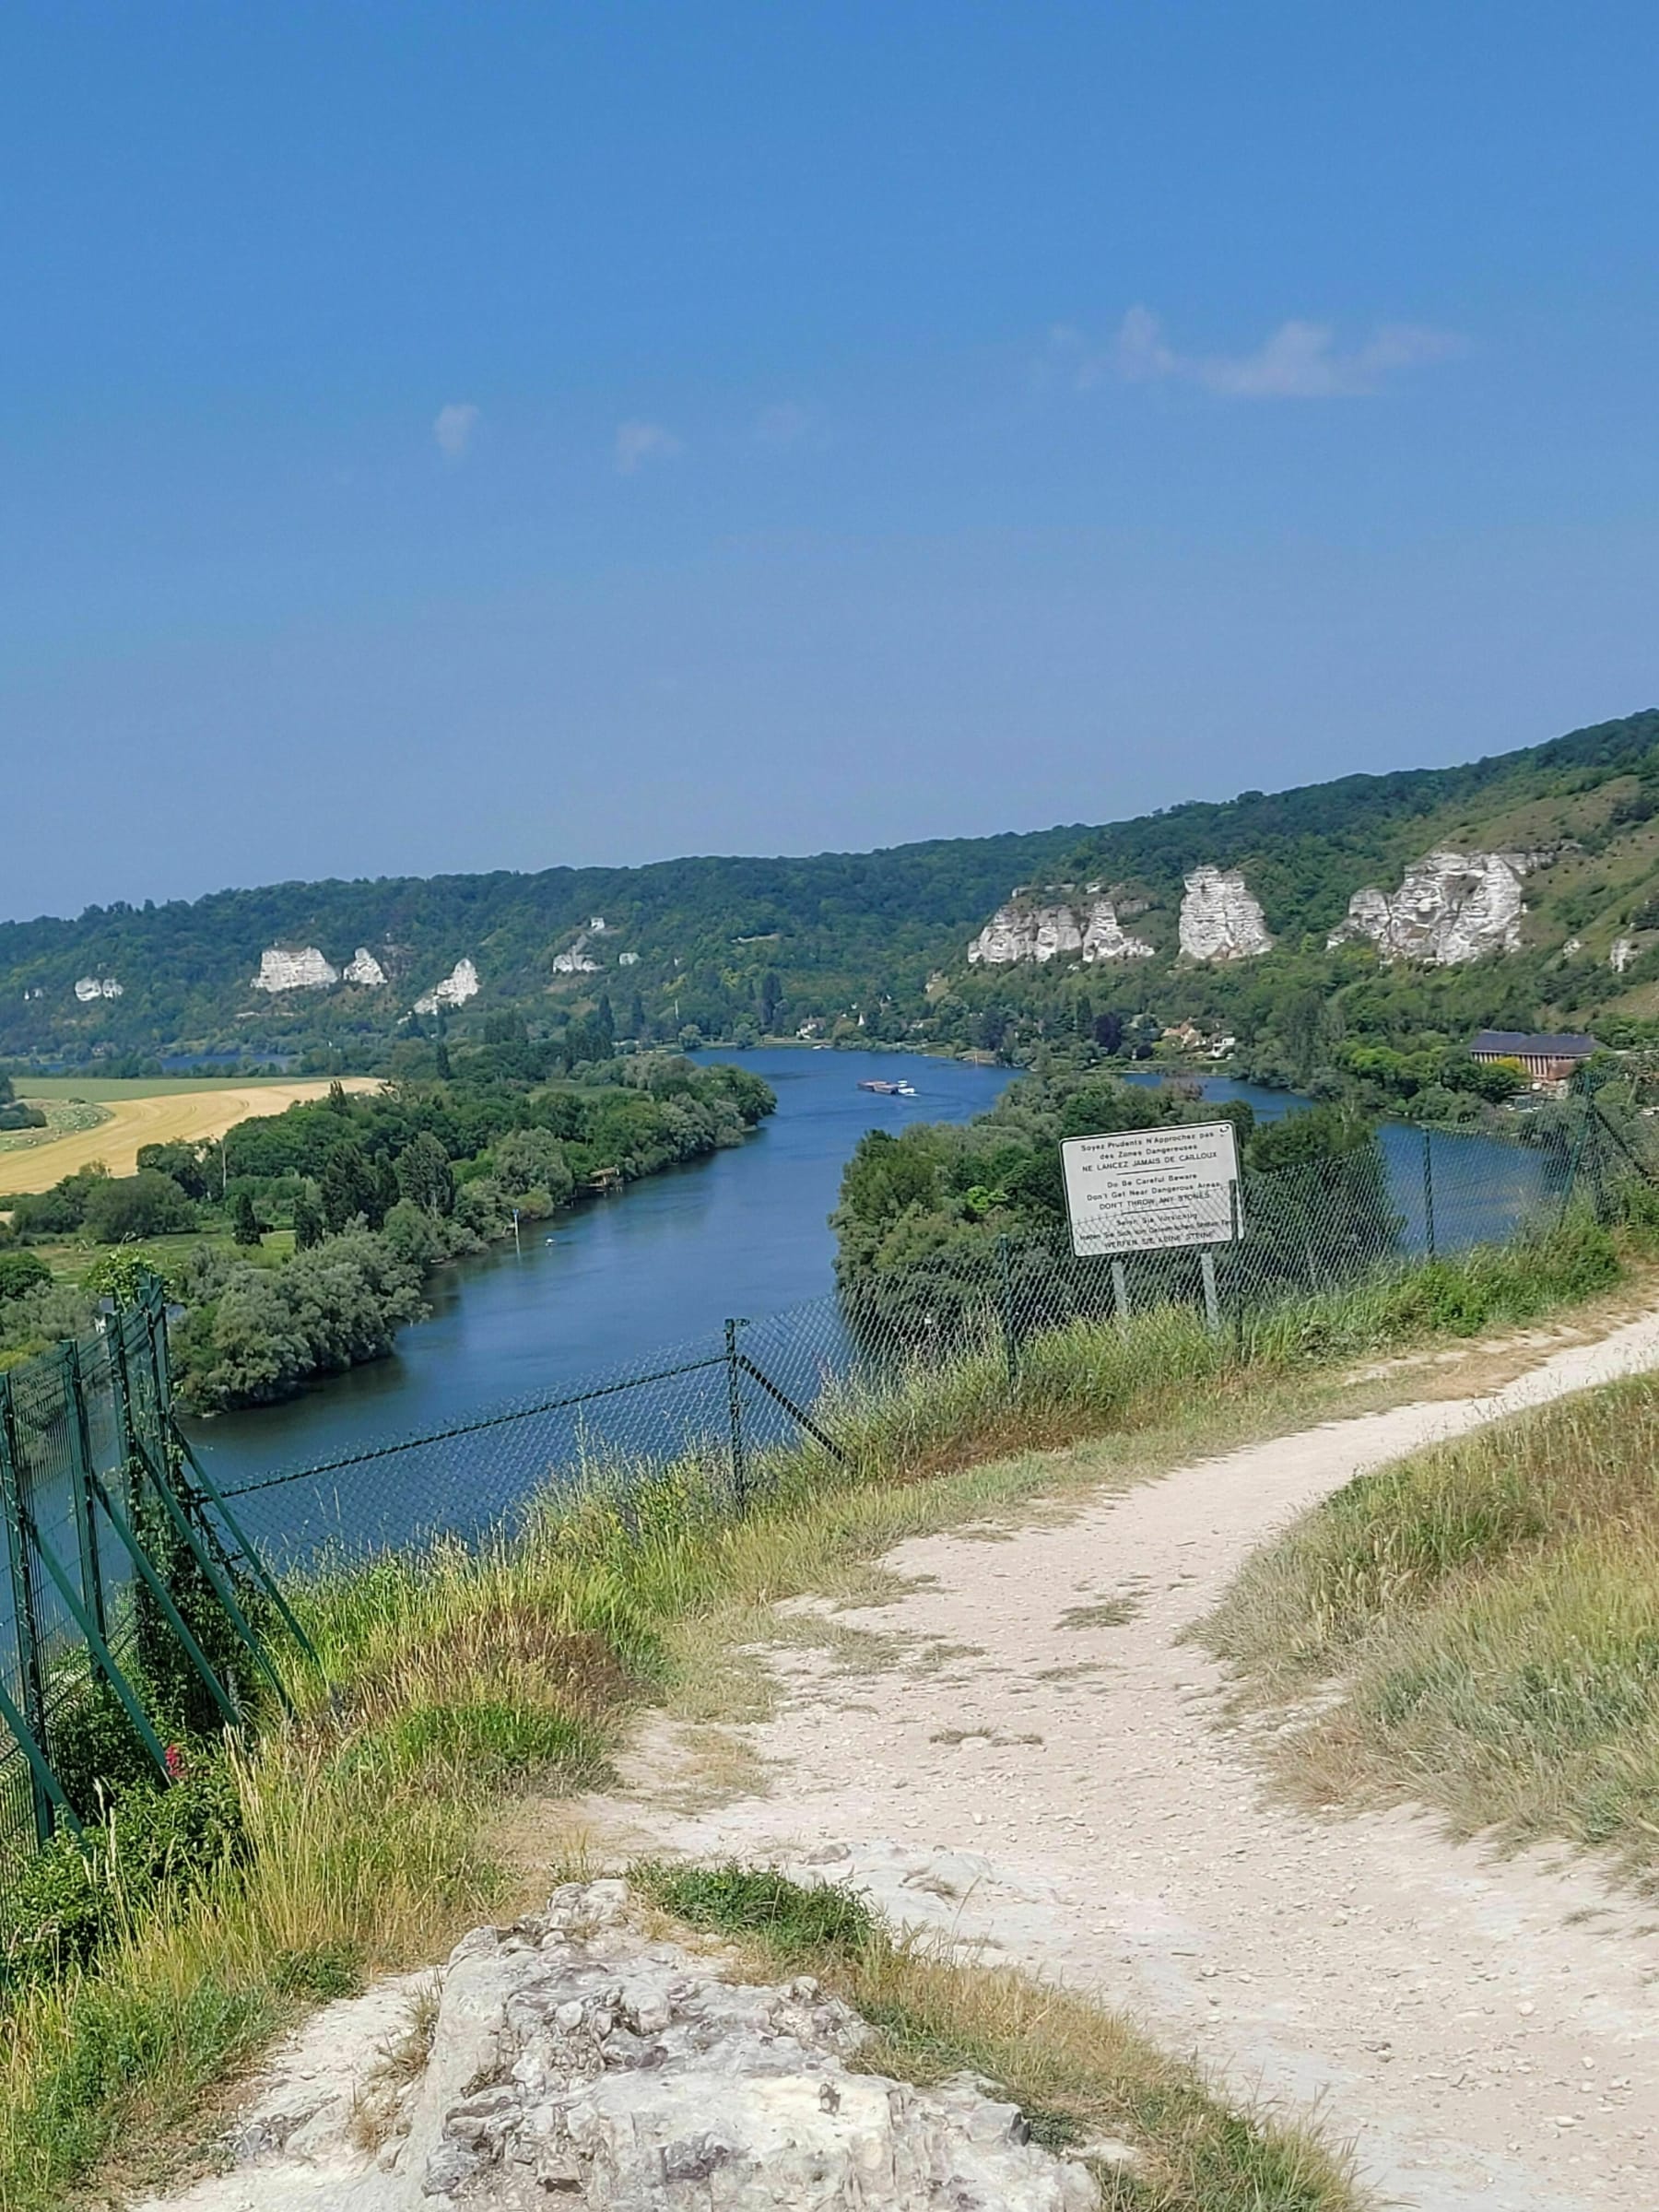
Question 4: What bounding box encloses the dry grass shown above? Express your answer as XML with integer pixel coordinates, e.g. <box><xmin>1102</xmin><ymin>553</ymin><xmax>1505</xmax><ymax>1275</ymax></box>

<box><xmin>1203</xmin><ymin>1372</ymin><xmax>1659</xmax><ymax>1879</ymax></box>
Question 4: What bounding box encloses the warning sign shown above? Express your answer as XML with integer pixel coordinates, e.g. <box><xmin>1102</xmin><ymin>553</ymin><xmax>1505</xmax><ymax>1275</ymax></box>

<box><xmin>1061</xmin><ymin>1121</ymin><xmax>1241</xmax><ymax>1257</ymax></box>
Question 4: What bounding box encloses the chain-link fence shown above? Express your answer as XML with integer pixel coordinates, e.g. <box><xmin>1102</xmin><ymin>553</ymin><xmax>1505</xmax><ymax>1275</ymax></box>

<box><xmin>0</xmin><ymin>1095</ymin><xmax>1637</xmax><ymax>1904</ymax></box>
<box><xmin>0</xmin><ymin>1282</ymin><xmax>307</xmax><ymax>1905</ymax></box>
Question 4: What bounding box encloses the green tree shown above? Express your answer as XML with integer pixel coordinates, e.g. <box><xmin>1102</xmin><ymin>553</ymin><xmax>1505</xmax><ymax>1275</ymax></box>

<box><xmin>231</xmin><ymin>1189</ymin><xmax>262</xmax><ymax>1247</ymax></box>
<box><xmin>83</xmin><ymin>1171</ymin><xmax>196</xmax><ymax>1243</ymax></box>
<box><xmin>291</xmin><ymin>1189</ymin><xmax>325</xmax><ymax>1250</ymax></box>
<box><xmin>395</xmin><ymin>1130</ymin><xmax>455</xmax><ymax>1218</ymax></box>
<box><xmin>320</xmin><ymin>1140</ymin><xmax>381</xmax><ymax>1232</ymax></box>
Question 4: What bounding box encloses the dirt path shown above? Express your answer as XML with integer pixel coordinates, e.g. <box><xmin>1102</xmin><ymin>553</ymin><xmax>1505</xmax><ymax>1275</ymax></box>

<box><xmin>584</xmin><ymin>1313</ymin><xmax>1659</xmax><ymax>2212</ymax></box>
<box><xmin>0</xmin><ymin>1080</ymin><xmax>379</xmax><ymax>1191</ymax></box>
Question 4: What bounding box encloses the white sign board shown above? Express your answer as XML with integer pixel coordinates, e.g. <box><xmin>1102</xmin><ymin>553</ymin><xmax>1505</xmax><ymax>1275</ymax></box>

<box><xmin>1061</xmin><ymin>1120</ymin><xmax>1241</xmax><ymax>1257</ymax></box>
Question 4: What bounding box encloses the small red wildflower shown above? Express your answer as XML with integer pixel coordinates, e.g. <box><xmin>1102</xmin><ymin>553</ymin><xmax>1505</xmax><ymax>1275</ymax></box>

<box><xmin>164</xmin><ymin>1744</ymin><xmax>185</xmax><ymax>1781</ymax></box>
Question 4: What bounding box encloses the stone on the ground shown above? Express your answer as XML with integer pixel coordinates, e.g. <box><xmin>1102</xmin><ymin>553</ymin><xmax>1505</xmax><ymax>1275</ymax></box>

<box><xmin>169</xmin><ymin>1879</ymin><xmax>1101</xmax><ymax>2210</ymax></box>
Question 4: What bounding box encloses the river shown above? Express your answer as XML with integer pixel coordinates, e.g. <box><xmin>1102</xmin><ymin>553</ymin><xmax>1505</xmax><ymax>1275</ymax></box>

<box><xmin>186</xmin><ymin>1050</ymin><xmax>1556</xmax><ymax>1504</ymax></box>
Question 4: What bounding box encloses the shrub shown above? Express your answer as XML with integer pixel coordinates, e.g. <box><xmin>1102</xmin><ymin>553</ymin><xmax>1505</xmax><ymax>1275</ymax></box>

<box><xmin>83</xmin><ymin>1171</ymin><xmax>195</xmax><ymax>1244</ymax></box>
<box><xmin>0</xmin><ymin>1252</ymin><xmax>51</xmax><ymax>1302</ymax></box>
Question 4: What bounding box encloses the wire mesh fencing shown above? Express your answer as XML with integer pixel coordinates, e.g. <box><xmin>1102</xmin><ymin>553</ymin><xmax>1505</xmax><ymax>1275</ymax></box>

<box><xmin>0</xmin><ymin>1091</ymin><xmax>1637</xmax><ymax>1906</ymax></box>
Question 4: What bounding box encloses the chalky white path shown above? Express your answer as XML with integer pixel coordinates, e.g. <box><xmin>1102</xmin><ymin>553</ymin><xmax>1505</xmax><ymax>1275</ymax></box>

<box><xmin>603</xmin><ymin>1312</ymin><xmax>1659</xmax><ymax>2212</ymax></box>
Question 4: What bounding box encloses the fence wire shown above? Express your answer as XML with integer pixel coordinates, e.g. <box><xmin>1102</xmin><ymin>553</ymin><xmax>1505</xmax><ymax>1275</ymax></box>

<box><xmin>0</xmin><ymin>1097</ymin><xmax>1631</xmax><ymax>1909</ymax></box>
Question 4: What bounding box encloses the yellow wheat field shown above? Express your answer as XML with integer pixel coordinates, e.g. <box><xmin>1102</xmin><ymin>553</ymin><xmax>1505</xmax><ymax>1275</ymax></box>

<box><xmin>0</xmin><ymin>1080</ymin><xmax>380</xmax><ymax>1193</ymax></box>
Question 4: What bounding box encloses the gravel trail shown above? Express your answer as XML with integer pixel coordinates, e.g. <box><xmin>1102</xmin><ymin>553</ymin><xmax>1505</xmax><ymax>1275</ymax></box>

<box><xmin>595</xmin><ymin>1312</ymin><xmax>1659</xmax><ymax>2211</ymax></box>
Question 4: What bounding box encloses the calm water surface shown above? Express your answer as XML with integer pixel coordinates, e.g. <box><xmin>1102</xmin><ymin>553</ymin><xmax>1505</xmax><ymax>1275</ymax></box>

<box><xmin>186</xmin><ymin>1053</ymin><xmax>1551</xmax><ymax>1492</ymax></box>
<box><xmin>188</xmin><ymin>1048</ymin><xmax>1014</xmax><ymax>1485</ymax></box>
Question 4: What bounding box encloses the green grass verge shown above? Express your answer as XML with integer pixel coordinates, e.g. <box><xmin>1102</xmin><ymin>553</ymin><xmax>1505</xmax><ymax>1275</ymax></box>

<box><xmin>1203</xmin><ymin>1369</ymin><xmax>1659</xmax><ymax>1878</ymax></box>
<box><xmin>635</xmin><ymin>1861</ymin><xmax>1362</xmax><ymax>2211</ymax></box>
<box><xmin>0</xmin><ymin>1213</ymin><xmax>1647</xmax><ymax>2206</ymax></box>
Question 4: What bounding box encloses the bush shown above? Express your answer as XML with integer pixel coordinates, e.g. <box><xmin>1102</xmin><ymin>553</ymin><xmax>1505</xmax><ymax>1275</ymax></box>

<box><xmin>0</xmin><ymin>1764</ymin><xmax>245</xmax><ymax>1994</ymax></box>
<box><xmin>0</xmin><ymin>1252</ymin><xmax>51</xmax><ymax>1302</ymax></box>
<box><xmin>83</xmin><ymin>1171</ymin><xmax>195</xmax><ymax>1244</ymax></box>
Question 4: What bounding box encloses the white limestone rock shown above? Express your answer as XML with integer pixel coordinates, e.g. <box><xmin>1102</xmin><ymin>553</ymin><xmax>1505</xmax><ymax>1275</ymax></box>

<box><xmin>551</xmin><ymin>933</ymin><xmax>602</xmax><ymax>975</ymax></box>
<box><xmin>251</xmin><ymin>947</ymin><xmax>339</xmax><ymax>993</ymax></box>
<box><xmin>73</xmin><ymin>976</ymin><xmax>123</xmax><ymax>1002</ymax></box>
<box><xmin>413</xmin><ymin>959</ymin><xmax>480</xmax><ymax>1016</ymax></box>
<box><xmin>1178</xmin><ymin>867</ymin><xmax>1273</xmax><ymax>962</ymax></box>
<box><xmin>159</xmin><ymin>1881</ymin><xmax>1103</xmax><ymax>2211</ymax></box>
<box><xmin>1326</xmin><ymin>850</ymin><xmax>1536</xmax><ymax>964</ymax></box>
<box><xmin>342</xmin><ymin>947</ymin><xmax>388</xmax><ymax>989</ymax></box>
<box><xmin>618</xmin><ymin>949</ymin><xmax>641</xmax><ymax>967</ymax></box>
<box><xmin>967</xmin><ymin>888</ymin><xmax>1153</xmax><ymax>967</ymax></box>
<box><xmin>1610</xmin><ymin>935</ymin><xmax>1638</xmax><ymax>973</ymax></box>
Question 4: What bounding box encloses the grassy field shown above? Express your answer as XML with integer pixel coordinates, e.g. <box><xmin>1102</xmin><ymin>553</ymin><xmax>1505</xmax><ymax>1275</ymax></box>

<box><xmin>1204</xmin><ymin>1371</ymin><xmax>1659</xmax><ymax>1879</ymax></box>
<box><xmin>0</xmin><ymin>1218</ymin><xmax>1648</xmax><ymax>2208</ymax></box>
<box><xmin>0</xmin><ymin>1079</ymin><xmax>378</xmax><ymax>1193</ymax></box>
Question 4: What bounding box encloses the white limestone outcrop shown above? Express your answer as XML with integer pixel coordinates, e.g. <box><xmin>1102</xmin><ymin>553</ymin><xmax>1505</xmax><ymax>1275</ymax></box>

<box><xmin>413</xmin><ymin>959</ymin><xmax>480</xmax><ymax>1015</ymax></box>
<box><xmin>967</xmin><ymin>888</ymin><xmax>1153</xmax><ymax>967</ymax></box>
<box><xmin>1611</xmin><ymin>935</ymin><xmax>1638</xmax><ymax>974</ymax></box>
<box><xmin>1326</xmin><ymin>850</ymin><xmax>1536</xmax><ymax>964</ymax></box>
<box><xmin>342</xmin><ymin>947</ymin><xmax>388</xmax><ymax>989</ymax></box>
<box><xmin>167</xmin><ymin>1879</ymin><xmax>1101</xmax><ymax>2211</ymax></box>
<box><xmin>617</xmin><ymin>949</ymin><xmax>640</xmax><ymax>967</ymax></box>
<box><xmin>552</xmin><ymin>933</ymin><xmax>602</xmax><ymax>975</ymax></box>
<box><xmin>73</xmin><ymin>976</ymin><xmax>123</xmax><ymax>1002</ymax></box>
<box><xmin>251</xmin><ymin>947</ymin><xmax>339</xmax><ymax>993</ymax></box>
<box><xmin>1178</xmin><ymin>867</ymin><xmax>1273</xmax><ymax>961</ymax></box>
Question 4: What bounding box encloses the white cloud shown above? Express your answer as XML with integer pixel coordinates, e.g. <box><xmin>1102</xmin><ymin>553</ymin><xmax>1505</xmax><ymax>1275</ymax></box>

<box><xmin>433</xmin><ymin>401</ymin><xmax>481</xmax><ymax>461</ymax></box>
<box><xmin>1054</xmin><ymin>309</ymin><xmax>1465</xmax><ymax>400</ymax></box>
<box><xmin>615</xmin><ymin>419</ymin><xmax>683</xmax><ymax>475</ymax></box>
<box><xmin>752</xmin><ymin>400</ymin><xmax>815</xmax><ymax>449</ymax></box>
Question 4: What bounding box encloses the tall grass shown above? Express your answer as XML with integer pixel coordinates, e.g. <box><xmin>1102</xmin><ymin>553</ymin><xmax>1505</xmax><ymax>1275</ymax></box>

<box><xmin>1204</xmin><ymin>1371</ymin><xmax>1659</xmax><ymax>1875</ymax></box>
<box><xmin>0</xmin><ymin>1215</ymin><xmax>1644</xmax><ymax>2206</ymax></box>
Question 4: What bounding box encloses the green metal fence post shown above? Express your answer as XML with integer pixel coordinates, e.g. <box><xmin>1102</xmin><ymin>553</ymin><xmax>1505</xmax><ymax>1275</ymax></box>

<box><xmin>1421</xmin><ymin>1128</ymin><xmax>1437</xmax><ymax>1261</ymax></box>
<box><xmin>0</xmin><ymin>1376</ymin><xmax>55</xmax><ymax>1842</ymax></box>
<box><xmin>724</xmin><ymin>1319</ymin><xmax>747</xmax><ymax>1512</ymax></box>
<box><xmin>62</xmin><ymin>1342</ymin><xmax>108</xmax><ymax>1641</ymax></box>
<box><xmin>997</xmin><ymin>1233</ymin><xmax>1019</xmax><ymax>1392</ymax></box>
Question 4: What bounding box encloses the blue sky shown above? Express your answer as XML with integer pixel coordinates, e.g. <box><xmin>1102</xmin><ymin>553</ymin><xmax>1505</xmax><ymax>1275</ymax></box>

<box><xmin>4</xmin><ymin>2</ymin><xmax>1657</xmax><ymax>921</ymax></box>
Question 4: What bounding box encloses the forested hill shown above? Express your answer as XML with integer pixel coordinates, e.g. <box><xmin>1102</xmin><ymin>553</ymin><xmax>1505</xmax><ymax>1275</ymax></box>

<box><xmin>6</xmin><ymin>706</ymin><xmax>1659</xmax><ymax>1066</ymax></box>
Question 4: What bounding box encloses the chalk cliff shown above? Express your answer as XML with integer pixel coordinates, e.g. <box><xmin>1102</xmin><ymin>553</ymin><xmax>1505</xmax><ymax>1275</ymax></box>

<box><xmin>251</xmin><ymin>947</ymin><xmax>339</xmax><ymax>993</ymax></box>
<box><xmin>1327</xmin><ymin>850</ymin><xmax>1537</xmax><ymax>964</ymax></box>
<box><xmin>551</xmin><ymin>933</ymin><xmax>602</xmax><ymax>975</ymax></box>
<box><xmin>967</xmin><ymin>888</ymin><xmax>1154</xmax><ymax>966</ymax></box>
<box><xmin>342</xmin><ymin>947</ymin><xmax>388</xmax><ymax>988</ymax></box>
<box><xmin>73</xmin><ymin>976</ymin><xmax>123</xmax><ymax>1002</ymax></box>
<box><xmin>1178</xmin><ymin>868</ymin><xmax>1272</xmax><ymax>961</ymax></box>
<box><xmin>413</xmin><ymin>958</ymin><xmax>480</xmax><ymax>1014</ymax></box>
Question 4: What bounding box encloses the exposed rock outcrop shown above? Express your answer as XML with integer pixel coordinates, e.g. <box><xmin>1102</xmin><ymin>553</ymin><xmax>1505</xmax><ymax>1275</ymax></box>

<box><xmin>552</xmin><ymin>934</ymin><xmax>602</xmax><ymax>975</ymax></box>
<box><xmin>73</xmin><ymin>975</ymin><xmax>123</xmax><ymax>1001</ymax></box>
<box><xmin>251</xmin><ymin>947</ymin><xmax>339</xmax><ymax>993</ymax></box>
<box><xmin>1610</xmin><ymin>935</ymin><xmax>1638</xmax><ymax>974</ymax></box>
<box><xmin>342</xmin><ymin>948</ymin><xmax>388</xmax><ymax>989</ymax></box>
<box><xmin>1327</xmin><ymin>850</ymin><xmax>1537</xmax><ymax>964</ymax></box>
<box><xmin>967</xmin><ymin>888</ymin><xmax>1153</xmax><ymax>967</ymax></box>
<box><xmin>154</xmin><ymin>1879</ymin><xmax>1100</xmax><ymax>2211</ymax></box>
<box><xmin>1178</xmin><ymin>868</ymin><xmax>1272</xmax><ymax>962</ymax></box>
<box><xmin>414</xmin><ymin>959</ymin><xmax>480</xmax><ymax>1015</ymax></box>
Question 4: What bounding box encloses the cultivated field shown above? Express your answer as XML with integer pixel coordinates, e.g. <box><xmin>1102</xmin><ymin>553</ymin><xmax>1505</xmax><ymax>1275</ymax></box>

<box><xmin>0</xmin><ymin>1078</ymin><xmax>379</xmax><ymax>1192</ymax></box>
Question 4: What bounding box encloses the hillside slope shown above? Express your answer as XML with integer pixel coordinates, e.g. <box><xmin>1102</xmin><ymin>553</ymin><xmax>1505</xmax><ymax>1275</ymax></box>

<box><xmin>6</xmin><ymin>708</ymin><xmax>1659</xmax><ymax>1064</ymax></box>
